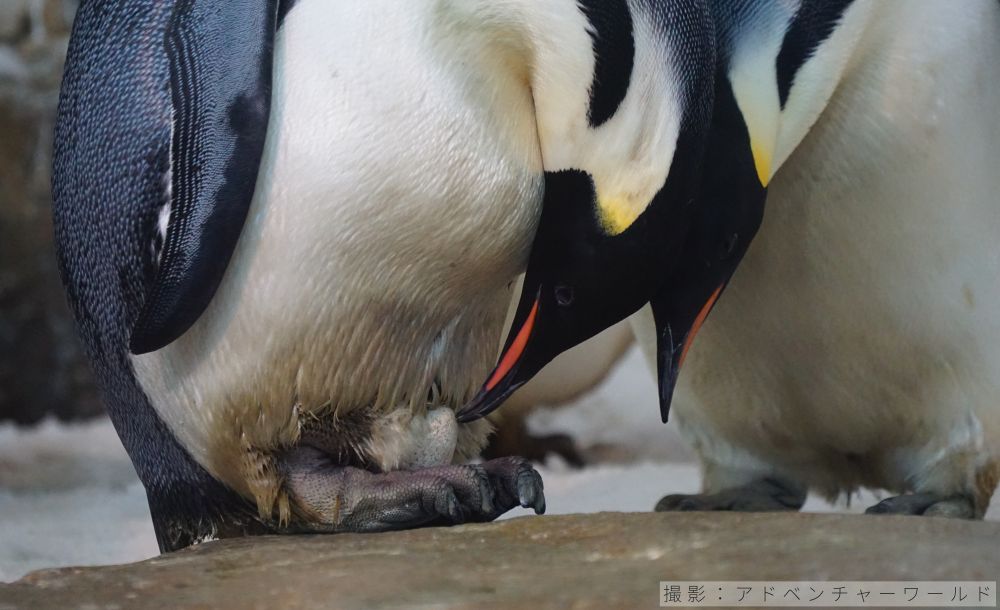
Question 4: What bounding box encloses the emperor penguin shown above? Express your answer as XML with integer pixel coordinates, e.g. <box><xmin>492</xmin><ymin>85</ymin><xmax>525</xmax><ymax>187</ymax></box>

<box><xmin>464</xmin><ymin>0</ymin><xmax>1000</xmax><ymax>519</ymax></box>
<box><xmin>52</xmin><ymin>0</ymin><xmax>717</xmax><ymax>550</ymax></box>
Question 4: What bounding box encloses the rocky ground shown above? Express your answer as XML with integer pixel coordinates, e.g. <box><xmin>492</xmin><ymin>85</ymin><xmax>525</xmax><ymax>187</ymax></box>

<box><xmin>1</xmin><ymin>512</ymin><xmax>997</xmax><ymax>609</ymax></box>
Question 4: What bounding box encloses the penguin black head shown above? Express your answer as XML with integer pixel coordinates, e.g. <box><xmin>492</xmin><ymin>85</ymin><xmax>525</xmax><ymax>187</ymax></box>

<box><xmin>458</xmin><ymin>5</ymin><xmax>776</xmax><ymax>424</ymax></box>
<box><xmin>458</xmin><ymin>97</ymin><xmax>766</xmax><ymax>424</ymax></box>
<box><xmin>458</xmin><ymin>0</ymin><xmax>863</xmax><ymax>424</ymax></box>
<box><xmin>453</xmin><ymin>0</ymin><xmax>726</xmax><ymax>423</ymax></box>
<box><xmin>457</xmin><ymin>147</ymin><xmax>705</xmax><ymax>424</ymax></box>
<box><xmin>644</xmin><ymin>76</ymin><xmax>767</xmax><ymax>422</ymax></box>
<box><xmin>465</xmin><ymin>137</ymin><xmax>716</xmax><ymax>422</ymax></box>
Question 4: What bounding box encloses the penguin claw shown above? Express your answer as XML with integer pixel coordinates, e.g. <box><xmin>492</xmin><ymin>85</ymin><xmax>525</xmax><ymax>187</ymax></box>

<box><xmin>517</xmin><ymin>469</ymin><xmax>546</xmax><ymax>514</ymax></box>
<box><xmin>482</xmin><ymin>456</ymin><xmax>546</xmax><ymax>516</ymax></box>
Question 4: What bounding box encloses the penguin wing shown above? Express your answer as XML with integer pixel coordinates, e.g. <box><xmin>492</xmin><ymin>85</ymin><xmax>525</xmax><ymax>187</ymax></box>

<box><xmin>129</xmin><ymin>0</ymin><xmax>280</xmax><ymax>355</ymax></box>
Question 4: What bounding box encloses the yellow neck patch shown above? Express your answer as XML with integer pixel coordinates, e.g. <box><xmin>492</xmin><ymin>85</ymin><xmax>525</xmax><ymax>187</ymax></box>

<box><xmin>597</xmin><ymin>195</ymin><xmax>645</xmax><ymax>236</ymax></box>
<box><xmin>750</xmin><ymin>138</ymin><xmax>773</xmax><ymax>188</ymax></box>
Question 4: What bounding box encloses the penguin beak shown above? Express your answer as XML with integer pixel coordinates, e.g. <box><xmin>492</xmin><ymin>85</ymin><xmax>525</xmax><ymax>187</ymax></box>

<box><xmin>651</xmin><ymin>282</ymin><xmax>725</xmax><ymax>423</ymax></box>
<box><xmin>456</xmin><ymin>291</ymin><xmax>542</xmax><ymax>423</ymax></box>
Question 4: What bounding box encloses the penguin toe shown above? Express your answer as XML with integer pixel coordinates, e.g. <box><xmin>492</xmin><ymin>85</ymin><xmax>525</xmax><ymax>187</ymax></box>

<box><xmin>532</xmin><ymin>433</ymin><xmax>587</xmax><ymax>468</ymax></box>
<box><xmin>865</xmin><ymin>493</ymin><xmax>937</xmax><ymax>516</ymax></box>
<box><xmin>655</xmin><ymin>478</ymin><xmax>806</xmax><ymax>513</ymax></box>
<box><xmin>380</xmin><ymin>465</ymin><xmax>503</xmax><ymax>527</ymax></box>
<box><xmin>416</xmin><ymin>461</ymin><xmax>545</xmax><ymax>522</ymax></box>
<box><xmin>655</xmin><ymin>494</ymin><xmax>706</xmax><ymax>512</ymax></box>
<box><xmin>922</xmin><ymin>497</ymin><xmax>976</xmax><ymax>519</ymax></box>
<box><xmin>515</xmin><ymin>467</ymin><xmax>546</xmax><ymax>514</ymax></box>
<box><xmin>481</xmin><ymin>456</ymin><xmax>547</xmax><ymax>516</ymax></box>
<box><xmin>428</xmin><ymin>464</ymin><xmax>497</xmax><ymax>518</ymax></box>
<box><xmin>425</xmin><ymin>484</ymin><xmax>464</xmax><ymax>524</ymax></box>
<box><xmin>866</xmin><ymin>493</ymin><xmax>976</xmax><ymax>519</ymax></box>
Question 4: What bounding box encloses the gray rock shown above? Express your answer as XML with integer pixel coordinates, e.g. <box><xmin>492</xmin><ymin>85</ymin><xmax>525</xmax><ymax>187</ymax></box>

<box><xmin>1</xmin><ymin>512</ymin><xmax>997</xmax><ymax>609</ymax></box>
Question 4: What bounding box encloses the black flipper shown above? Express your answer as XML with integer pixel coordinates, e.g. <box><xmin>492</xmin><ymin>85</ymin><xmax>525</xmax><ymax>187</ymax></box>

<box><xmin>129</xmin><ymin>0</ymin><xmax>280</xmax><ymax>354</ymax></box>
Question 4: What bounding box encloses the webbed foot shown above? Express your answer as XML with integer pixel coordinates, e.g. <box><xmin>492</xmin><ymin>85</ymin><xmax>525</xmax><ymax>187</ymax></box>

<box><xmin>484</xmin><ymin>418</ymin><xmax>586</xmax><ymax>468</ymax></box>
<box><xmin>865</xmin><ymin>493</ymin><xmax>975</xmax><ymax>519</ymax></box>
<box><xmin>281</xmin><ymin>447</ymin><xmax>544</xmax><ymax>533</ymax></box>
<box><xmin>655</xmin><ymin>477</ymin><xmax>806</xmax><ymax>513</ymax></box>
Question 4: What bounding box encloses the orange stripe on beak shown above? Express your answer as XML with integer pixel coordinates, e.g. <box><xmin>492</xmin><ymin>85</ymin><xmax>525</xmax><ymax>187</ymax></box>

<box><xmin>485</xmin><ymin>298</ymin><xmax>540</xmax><ymax>392</ymax></box>
<box><xmin>679</xmin><ymin>284</ymin><xmax>724</xmax><ymax>368</ymax></box>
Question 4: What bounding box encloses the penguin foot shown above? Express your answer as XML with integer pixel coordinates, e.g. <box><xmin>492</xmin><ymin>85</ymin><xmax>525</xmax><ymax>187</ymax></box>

<box><xmin>484</xmin><ymin>430</ymin><xmax>586</xmax><ymax>468</ymax></box>
<box><xmin>865</xmin><ymin>493</ymin><xmax>975</xmax><ymax>519</ymax></box>
<box><xmin>485</xmin><ymin>417</ymin><xmax>586</xmax><ymax>468</ymax></box>
<box><xmin>281</xmin><ymin>448</ymin><xmax>544</xmax><ymax>533</ymax></box>
<box><xmin>655</xmin><ymin>477</ymin><xmax>807</xmax><ymax>513</ymax></box>
<box><xmin>524</xmin><ymin>433</ymin><xmax>586</xmax><ymax>468</ymax></box>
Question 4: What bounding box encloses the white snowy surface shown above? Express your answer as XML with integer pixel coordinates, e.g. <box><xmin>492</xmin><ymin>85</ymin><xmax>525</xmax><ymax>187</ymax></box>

<box><xmin>1</xmin><ymin>347</ymin><xmax>996</xmax><ymax>582</ymax></box>
<box><xmin>0</xmin><ymin>419</ymin><xmax>159</xmax><ymax>583</ymax></box>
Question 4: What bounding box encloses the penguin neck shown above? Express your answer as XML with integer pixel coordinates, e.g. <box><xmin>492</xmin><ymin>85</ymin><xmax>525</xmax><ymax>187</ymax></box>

<box><xmin>513</xmin><ymin>0</ymin><xmax>695</xmax><ymax>237</ymax></box>
<box><xmin>713</xmin><ymin>0</ymin><xmax>878</xmax><ymax>186</ymax></box>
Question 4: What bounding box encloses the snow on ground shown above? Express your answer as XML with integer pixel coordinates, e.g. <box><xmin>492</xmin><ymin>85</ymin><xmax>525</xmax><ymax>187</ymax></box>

<box><xmin>1</xmin><ymin>347</ymin><xmax>996</xmax><ymax>582</ymax></box>
<box><xmin>0</xmin><ymin>419</ymin><xmax>158</xmax><ymax>582</ymax></box>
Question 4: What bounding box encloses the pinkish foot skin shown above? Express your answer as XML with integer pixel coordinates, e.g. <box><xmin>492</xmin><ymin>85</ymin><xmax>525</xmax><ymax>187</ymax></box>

<box><xmin>280</xmin><ymin>448</ymin><xmax>545</xmax><ymax>533</ymax></box>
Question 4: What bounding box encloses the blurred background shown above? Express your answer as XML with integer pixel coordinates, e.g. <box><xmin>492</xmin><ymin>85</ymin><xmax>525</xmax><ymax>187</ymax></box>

<box><xmin>0</xmin><ymin>0</ymin><xmax>98</xmax><ymax>425</ymax></box>
<box><xmin>1</xmin><ymin>0</ymin><xmax>995</xmax><ymax>587</ymax></box>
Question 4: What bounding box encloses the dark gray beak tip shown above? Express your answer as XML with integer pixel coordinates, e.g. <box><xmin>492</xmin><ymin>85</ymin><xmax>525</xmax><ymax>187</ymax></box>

<box><xmin>455</xmin><ymin>382</ymin><xmax>525</xmax><ymax>423</ymax></box>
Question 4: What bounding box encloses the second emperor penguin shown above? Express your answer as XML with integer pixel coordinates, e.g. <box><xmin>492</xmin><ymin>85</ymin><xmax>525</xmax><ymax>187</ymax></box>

<box><xmin>463</xmin><ymin>0</ymin><xmax>1000</xmax><ymax>519</ymax></box>
<box><xmin>652</xmin><ymin>0</ymin><xmax>1000</xmax><ymax>518</ymax></box>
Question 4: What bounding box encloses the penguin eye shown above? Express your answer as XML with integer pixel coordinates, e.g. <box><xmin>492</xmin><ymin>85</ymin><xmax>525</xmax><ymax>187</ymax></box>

<box><xmin>554</xmin><ymin>284</ymin><xmax>575</xmax><ymax>307</ymax></box>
